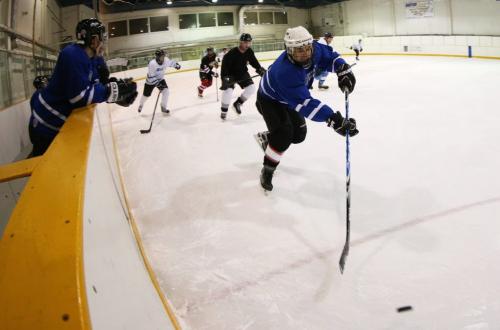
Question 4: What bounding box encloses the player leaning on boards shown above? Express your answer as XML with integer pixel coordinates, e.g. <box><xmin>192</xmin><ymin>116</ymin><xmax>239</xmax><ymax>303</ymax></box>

<box><xmin>220</xmin><ymin>33</ymin><xmax>266</xmax><ymax>120</ymax></box>
<box><xmin>137</xmin><ymin>49</ymin><xmax>181</xmax><ymax>114</ymax></box>
<box><xmin>198</xmin><ymin>47</ymin><xmax>219</xmax><ymax>98</ymax></box>
<box><xmin>28</xmin><ymin>18</ymin><xmax>138</xmax><ymax>157</ymax></box>
<box><xmin>255</xmin><ymin>26</ymin><xmax>358</xmax><ymax>191</ymax></box>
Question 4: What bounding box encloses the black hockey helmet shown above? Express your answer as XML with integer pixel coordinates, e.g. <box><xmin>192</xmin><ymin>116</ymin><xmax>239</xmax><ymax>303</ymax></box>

<box><xmin>240</xmin><ymin>33</ymin><xmax>252</xmax><ymax>42</ymax></box>
<box><xmin>206</xmin><ymin>47</ymin><xmax>214</xmax><ymax>53</ymax></box>
<box><xmin>324</xmin><ymin>32</ymin><xmax>333</xmax><ymax>38</ymax></box>
<box><xmin>76</xmin><ymin>18</ymin><xmax>106</xmax><ymax>47</ymax></box>
<box><xmin>155</xmin><ymin>49</ymin><xmax>166</xmax><ymax>59</ymax></box>
<box><xmin>33</xmin><ymin>75</ymin><xmax>48</xmax><ymax>90</ymax></box>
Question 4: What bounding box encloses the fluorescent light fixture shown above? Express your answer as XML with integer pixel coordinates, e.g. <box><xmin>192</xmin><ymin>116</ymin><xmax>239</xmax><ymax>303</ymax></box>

<box><xmin>167</xmin><ymin>0</ymin><xmax>172</xmax><ymax>4</ymax></box>
<box><xmin>258</xmin><ymin>0</ymin><xmax>264</xmax><ymax>2</ymax></box>
<box><xmin>212</xmin><ymin>0</ymin><xmax>217</xmax><ymax>2</ymax></box>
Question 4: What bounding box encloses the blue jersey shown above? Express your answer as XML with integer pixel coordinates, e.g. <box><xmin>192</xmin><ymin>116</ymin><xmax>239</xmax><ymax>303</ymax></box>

<box><xmin>258</xmin><ymin>41</ymin><xmax>346</xmax><ymax>122</ymax></box>
<box><xmin>29</xmin><ymin>44</ymin><xmax>108</xmax><ymax>137</ymax></box>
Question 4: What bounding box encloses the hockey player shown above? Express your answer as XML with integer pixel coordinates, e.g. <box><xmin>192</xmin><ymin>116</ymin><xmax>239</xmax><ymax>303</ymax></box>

<box><xmin>137</xmin><ymin>49</ymin><xmax>181</xmax><ymax>114</ymax></box>
<box><xmin>351</xmin><ymin>39</ymin><xmax>363</xmax><ymax>61</ymax></box>
<box><xmin>28</xmin><ymin>18</ymin><xmax>137</xmax><ymax>157</ymax></box>
<box><xmin>197</xmin><ymin>47</ymin><xmax>219</xmax><ymax>98</ymax></box>
<box><xmin>32</xmin><ymin>75</ymin><xmax>49</xmax><ymax>90</ymax></box>
<box><xmin>220</xmin><ymin>33</ymin><xmax>266</xmax><ymax>120</ymax></box>
<box><xmin>255</xmin><ymin>26</ymin><xmax>358</xmax><ymax>191</ymax></box>
<box><xmin>314</xmin><ymin>32</ymin><xmax>335</xmax><ymax>89</ymax></box>
<box><xmin>217</xmin><ymin>47</ymin><xmax>228</xmax><ymax>63</ymax></box>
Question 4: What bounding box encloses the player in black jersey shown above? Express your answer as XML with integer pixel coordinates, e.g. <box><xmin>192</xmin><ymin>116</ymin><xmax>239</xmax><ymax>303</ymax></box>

<box><xmin>197</xmin><ymin>47</ymin><xmax>219</xmax><ymax>98</ymax></box>
<box><xmin>219</xmin><ymin>33</ymin><xmax>266</xmax><ymax>120</ymax></box>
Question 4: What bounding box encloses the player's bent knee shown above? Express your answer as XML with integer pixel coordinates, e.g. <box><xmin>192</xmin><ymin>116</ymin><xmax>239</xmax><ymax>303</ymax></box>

<box><xmin>293</xmin><ymin>125</ymin><xmax>307</xmax><ymax>144</ymax></box>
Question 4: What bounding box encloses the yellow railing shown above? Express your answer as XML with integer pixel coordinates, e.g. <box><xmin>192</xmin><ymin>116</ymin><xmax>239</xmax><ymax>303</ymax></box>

<box><xmin>0</xmin><ymin>106</ymin><xmax>95</xmax><ymax>330</ymax></box>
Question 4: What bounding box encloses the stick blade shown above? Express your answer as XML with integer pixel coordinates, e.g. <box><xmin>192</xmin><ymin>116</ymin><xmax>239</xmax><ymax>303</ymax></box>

<box><xmin>338</xmin><ymin>244</ymin><xmax>349</xmax><ymax>274</ymax></box>
<box><xmin>139</xmin><ymin>129</ymin><xmax>151</xmax><ymax>134</ymax></box>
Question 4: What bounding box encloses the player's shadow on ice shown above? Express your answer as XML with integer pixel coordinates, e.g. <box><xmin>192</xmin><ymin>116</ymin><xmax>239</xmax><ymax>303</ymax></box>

<box><xmin>143</xmin><ymin>163</ymin><xmax>440</xmax><ymax>254</ymax></box>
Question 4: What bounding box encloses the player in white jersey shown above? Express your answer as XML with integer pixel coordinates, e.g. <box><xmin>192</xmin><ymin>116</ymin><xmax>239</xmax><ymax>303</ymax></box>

<box><xmin>217</xmin><ymin>47</ymin><xmax>228</xmax><ymax>64</ymax></box>
<box><xmin>351</xmin><ymin>39</ymin><xmax>363</xmax><ymax>61</ymax></box>
<box><xmin>313</xmin><ymin>32</ymin><xmax>334</xmax><ymax>90</ymax></box>
<box><xmin>137</xmin><ymin>49</ymin><xmax>181</xmax><ymax>114</ymax></box>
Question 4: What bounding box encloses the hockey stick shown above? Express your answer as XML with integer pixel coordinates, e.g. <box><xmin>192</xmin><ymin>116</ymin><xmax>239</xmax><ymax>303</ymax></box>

<box><xmin>215</xmin><ymin>70</ymin><xmax>219</xmax><ymax>102</ymax></box>
<box><xmin>339</xmin><ymin>89</ymin><xmax>351</xmax><ymax>274</ymax></box>
<box><xmin>139</xmin><ymin>90</ymin><xmax>161</xmax><ymax>134</ymax></box>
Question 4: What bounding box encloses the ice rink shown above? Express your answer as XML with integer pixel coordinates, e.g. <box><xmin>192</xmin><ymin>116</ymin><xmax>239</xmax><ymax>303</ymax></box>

<box><xmin>110</xmin><ymin>55</ymin><xmax>500</xmax><ymax>329</ymax></box>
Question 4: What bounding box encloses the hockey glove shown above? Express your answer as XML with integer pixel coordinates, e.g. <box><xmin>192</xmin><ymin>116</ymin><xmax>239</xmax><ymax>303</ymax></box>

<box><xmin>336</xmin><ymin>63</ymin><xmax>356</xmax><ymax>94</ymax></box>
<box><xmin>211</xmin><ymin>71</ymin><xmax>219</xmax><ymax>78</ymax></box>
<box><xmin>327</xmin><ymin>111</ymin><xmax>359</xmax><ymax>137</ymax></box>
<box><xmin>257</xmin><ymin>67</ymin><xmax>267</xmax><ymax>77</ymax></box>
<box><xmin>221</xmin><ymin>76</ymin><xmax>235</xmax><ymax>89</ymax></box>
<box><xmin>107</xmin><ymin>78</ymin><xmax>138</xmax><ymax>107</ymax></box>
<box><xmin>156</xmin><ymin>79</ymin><xmax>168</xmax><ymax>91</ymax></box>
<box><xmin>175</xmin><ymin>63</ymin><xmax>181</xmax><ymax>70</ymax></box>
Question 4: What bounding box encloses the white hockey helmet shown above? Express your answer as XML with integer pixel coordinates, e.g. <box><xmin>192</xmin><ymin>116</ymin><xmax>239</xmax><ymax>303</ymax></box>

<box><xmin>284</xmin><ymin>26</ymin><xmax>314</xmax><ymax>67</ymax></box>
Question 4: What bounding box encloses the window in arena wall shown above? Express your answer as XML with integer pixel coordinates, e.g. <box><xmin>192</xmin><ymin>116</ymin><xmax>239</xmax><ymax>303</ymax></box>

<box><xmin>108</xmin><ymin>20</ymin><xmax>128</xmax><ymax>38</ymax></box>
<box><xmin>150</xmin><ymin>16</ymin><xmax>169</xmax><ymax>32</ymax></box>
<box><xmin>259</xmin><ymin>12</ymin><xmax>274</xmax><ymax>25</ymax></box>
<box><xmin>179</xmin><ymin>14</ymin><xmax>198</xmax><ymax>29</ymax></box>
<box><xmin>129</xmin><ymin>18</ymin><xmax>149</xmax><ymax>35</ymax></box>
<box><xmin>217</xmin><ymin>12</ymin><xmax>234</xmax><ymax>26</ymax></box>
<box><xmin>243</xmin><ymin>12</ymin><xmax>258</xmax><ymax>25</ymax></box>
<box><xmin>274</xmin><ymin>11</ymin><xmax>288</xmax><ymax>25</ymax></box>
<box><xmin>199</xmin><ymin>13</ymin><xmax>216</xmax><ymax>28</ymax></box>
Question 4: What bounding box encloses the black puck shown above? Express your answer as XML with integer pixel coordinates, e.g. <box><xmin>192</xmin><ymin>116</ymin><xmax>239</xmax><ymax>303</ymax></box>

<box><xmin>397</xmin><ymin>306</ymin><xmax>413</xmax><ymax>313</ymax></box>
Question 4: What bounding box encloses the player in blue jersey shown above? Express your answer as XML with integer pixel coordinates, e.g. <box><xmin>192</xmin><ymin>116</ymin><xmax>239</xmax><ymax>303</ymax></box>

<box><xmin>255</xmin><ymin>26</ymin><xmax>359</xmax><ymax>191</ymax></box>
<box><xmin>28</xmin><ymin>18</ymin><xmax>137</xmax><ymax>157</ymax></box>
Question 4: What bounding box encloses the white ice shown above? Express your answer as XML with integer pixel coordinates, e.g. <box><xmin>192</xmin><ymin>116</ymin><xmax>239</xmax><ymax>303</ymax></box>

<box><xmin>110</xmin><ymin>55</ymin><xmax>500</xmax><ymax>329</ymax></box>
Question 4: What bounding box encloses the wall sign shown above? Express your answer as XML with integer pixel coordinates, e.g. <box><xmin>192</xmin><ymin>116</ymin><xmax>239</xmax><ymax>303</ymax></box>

<box><xmin>405</xmin><ymin>0</ymin><xmax>434</xmax><ymax>18</ymax></box>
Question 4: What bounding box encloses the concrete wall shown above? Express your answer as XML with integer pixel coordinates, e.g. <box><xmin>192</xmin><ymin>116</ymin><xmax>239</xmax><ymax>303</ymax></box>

<box><xmin>10</xmin><ymin>0</ymin><xmax>62</xmax><ymax>48</ymax></box>
<box><xmin>100</xmin><ymin>5</ymin><xmax>307</xmax><ymax>53</ymax></box>
<box><xmin>312</xmin><ymin>0</ymin><xmax>500</xmax><ymax>37</ymax></box>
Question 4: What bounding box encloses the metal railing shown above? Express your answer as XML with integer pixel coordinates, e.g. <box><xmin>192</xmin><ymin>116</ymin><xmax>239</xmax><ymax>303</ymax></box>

<box><xmin>108</xmin><ymin>39</ymin><xmax>285</xmax><ymax>72</ymax></box>
<box><xmin>0</xmin><ymin>27</ymin><xmax>57</xmax><ymax>109</ymax></box>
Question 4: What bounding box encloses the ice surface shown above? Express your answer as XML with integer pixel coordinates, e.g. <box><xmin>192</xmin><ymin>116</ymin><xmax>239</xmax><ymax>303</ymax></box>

<box><xmin>110</xmin><ymin>55</ymin><xmax>500</xmax><ymax>329</ymax></box>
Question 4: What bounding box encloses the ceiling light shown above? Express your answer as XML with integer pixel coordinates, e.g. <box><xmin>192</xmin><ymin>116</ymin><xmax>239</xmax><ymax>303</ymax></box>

<box><xmin>258</xmin><ymin>0</ymin><xmax>264</xmax><ymax>2</ymax></box>
<box><xmin>167</xmin><ymin>0</ymin><xmax>172</xmax><ymax>5</ymax></box>
<box><xmin>212</xmin><ymin>0</ymin><xmax>217</xmax><ymax>2</ymax></box>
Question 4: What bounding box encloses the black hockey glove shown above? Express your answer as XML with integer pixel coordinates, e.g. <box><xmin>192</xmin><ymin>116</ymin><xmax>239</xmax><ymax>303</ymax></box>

<box><xmin>175</xmin><ymin>63</ymin><xmax>181</xmax><ymax>70</ymax></box>
<box><xmin>97</xmin><ymin>64</ymin><xmax>110</xmax><ymax>84</ymax></box>
<box><xmin>107</xmin><ymin>78</ymin><xmax>138</xmax><ymax>107</ymax></box>
<box><xmin>256</xmin><ymin>67</ymin><xmax>267</xmax><ymax>77</ymax></box>
<box><xmin>221</xmin><ymin>76</ymin><xmax>235</xmax><ymax>89</ymax></box>
<box><xmin>336</xmin><ymin>63</ymin><xmax>356</xmax><ymax>94</ymax></box>
<box><xmin>211</xmin><ymin>71</ymin><xmax>219</xmax><ymax>78</ymax></box>
<box><xmin>327</xmin><ymin>111</ymin><xmax>359</xmax><ymax>137</ymax></box>
<box><xmin>156</xmin><ymin>79</ymin><xmax>168</xmax><ymax>91</ymax></box>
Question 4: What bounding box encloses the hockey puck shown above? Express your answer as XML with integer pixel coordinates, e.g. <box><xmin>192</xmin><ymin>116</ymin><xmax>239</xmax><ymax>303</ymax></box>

<box><xmin>397</xmin><ymin>306</ymin><xmax>413</xmax><ymax>313</ymax></box>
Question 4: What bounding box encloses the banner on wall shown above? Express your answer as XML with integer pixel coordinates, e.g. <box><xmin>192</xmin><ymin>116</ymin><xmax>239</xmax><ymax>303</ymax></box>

<box><xmin>405</xmin><ymin>0</ymin><xmax>434</xmax><ymax>18</ymax></box>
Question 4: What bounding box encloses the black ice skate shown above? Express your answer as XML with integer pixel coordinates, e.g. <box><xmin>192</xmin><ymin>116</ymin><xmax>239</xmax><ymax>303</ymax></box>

<box><xmin>233</xmin><ymin>99</ymin><xmax>243</xmax><ymax>115</ymax></box>
<box><xmin>137</xmin><ymin>104</ymin><xmax>143</xmax><ymax>113</ymax></box>
<box><xmin>318</xmin><ymin>84</ymin><xmax>329</xmax><ymax>90</ymax></box>
<box><xmin>260</xmin><ymin>165</ymin><xmax>276</xmax><ymax>191</ymax></box>
<box><xmin>221</xmin><ymin>111</ymin><xmax>227</xmax><ymax>120</ymax></box>
<box><xmin>254</xmin><ymin>131</ymin><xmax>269</xmax><ymax>153</ymax></box>
<box><xmin>197</xmin><ymin>87</ymin><xmax>203</xmax><ymax>98</ymax></box>
<box><xmin>161</xmin><ymin>106</ymin><xmax>170</xmax><ymax>114</ymax></box>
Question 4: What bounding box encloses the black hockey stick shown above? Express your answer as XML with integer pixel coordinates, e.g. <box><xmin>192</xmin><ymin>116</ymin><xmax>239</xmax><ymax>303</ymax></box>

<box><xmin>339</xmin><ymin>89</ymin><xmax>351</xmax><ymax>274</ymax></box>
<box><xmin>139</xmin><ymin>91</ymin><xmax>161</xmax><ymax>134</ymax></box>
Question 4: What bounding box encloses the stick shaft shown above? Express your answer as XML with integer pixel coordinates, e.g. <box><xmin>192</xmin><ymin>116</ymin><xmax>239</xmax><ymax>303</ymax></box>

<box><xmin>339</xmin><ymin>90</ymin><xmax>351</xmax><ymax>273</ymax></box>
